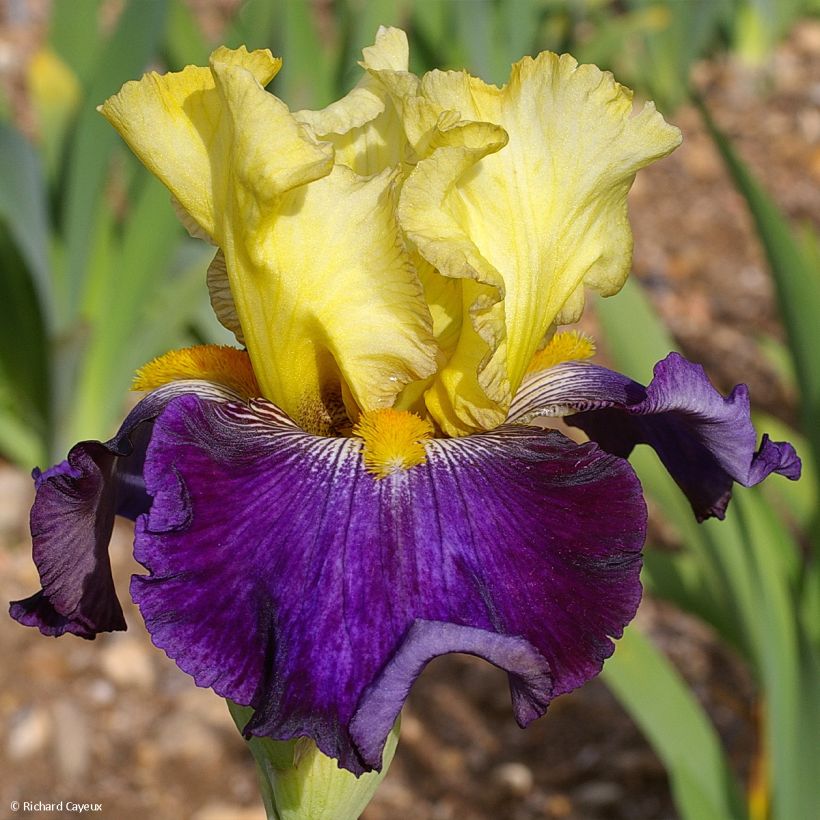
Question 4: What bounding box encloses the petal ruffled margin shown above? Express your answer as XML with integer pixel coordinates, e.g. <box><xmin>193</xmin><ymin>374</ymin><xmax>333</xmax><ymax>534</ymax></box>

<box><xmin>100</xmin><ymin>46</ymin><xmax>437</xmax><ymax>432</ymax></box>
<box><xmin>509</xmin><ymin>353</ymin><xmax>801</xmax><ymax>521</ymax></box>
<box><xmin>293</xmin><ymin>26</ymin><xmax>410</xmax><ymax>177</ymax></box>
<box><xmin>9</xmin><ymin>381</ymin><xmax>240</xmax><ymax>638</ymax></box>
<box><xmin>395</xmin><ymin>53</ymin><xmax>682</xmax><ymax>435</ymax></box>
<box><xmin>132</xmin><ymin>394</ymin><xmax>645</xmax><ymax>773</ymax></box>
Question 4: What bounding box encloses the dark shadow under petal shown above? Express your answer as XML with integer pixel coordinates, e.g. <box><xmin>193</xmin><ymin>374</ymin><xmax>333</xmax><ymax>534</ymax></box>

<box><xmin>132</xmin><ymin>395</ymin><xmax>646</xmax><ymax>774</ymax></box>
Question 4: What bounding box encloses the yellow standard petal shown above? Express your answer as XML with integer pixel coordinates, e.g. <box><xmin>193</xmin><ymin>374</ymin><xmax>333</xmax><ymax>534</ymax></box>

<box><xmin>101</xmin><ymin>47</ymin><xmax>437</xmax><ymax>433</ymax></box>
<box><xmin>398</xmin><ymin>54</ymin><xmax>682</xmax><ymax>435</ymax></box>
<box><xmin>99</xmin><ymin>46</ymin><xmax>287</xmax><ymax>240</ymax></box>
<box><xmin>228</xmin><ymin>163</ymin><xmax>437</xmax><ymax>430</ymax></box>
<box><xmin>293</xmin><ymin>26</ymin><xmax>411</xmax><ymax>177</ymax></box>
<box><xmin>211</xmin><ymin>56</ymin><xmax>436</xmax><ymax>430</ymax></box>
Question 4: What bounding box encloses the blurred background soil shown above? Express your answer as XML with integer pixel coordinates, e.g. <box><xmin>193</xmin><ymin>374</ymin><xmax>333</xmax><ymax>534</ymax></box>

<box><xmin>1</xmin><ymin>4</ymin><xmax>819</xmax><ymax>819</ymax></box>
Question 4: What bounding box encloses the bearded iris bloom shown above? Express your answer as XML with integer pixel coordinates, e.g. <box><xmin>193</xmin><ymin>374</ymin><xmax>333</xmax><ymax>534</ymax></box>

<box><xmin>10</xmin><ymin>28</ymin><xmax>799</xmax><ymax>777</ymax></box>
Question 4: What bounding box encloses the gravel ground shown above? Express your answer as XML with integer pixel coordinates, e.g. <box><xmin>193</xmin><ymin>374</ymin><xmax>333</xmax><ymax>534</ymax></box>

<box><xmin>1</xmin><ymin>8</ymin><xmax>818</xmax><ymax>820</ymax></box>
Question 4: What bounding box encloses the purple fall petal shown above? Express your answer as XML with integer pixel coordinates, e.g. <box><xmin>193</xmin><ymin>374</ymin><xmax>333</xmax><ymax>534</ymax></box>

<box><xmin>350</xmin><ymin>620</ymin><xmax>553</xmax><ymax>765</ymax></box>
<box><xmin>9</xmin><ymin>381</ymin><xmax>240</xmax><ymax>638</ymax></box>
<box><xmin>510</xmin><ymin>353</ymin><xmax>801</xmax><ymax>521</ymax></box>
<box><xmin>133</xmin><ymin>395</ymin><xmax>645</xmax><ymax>774</ymax></box>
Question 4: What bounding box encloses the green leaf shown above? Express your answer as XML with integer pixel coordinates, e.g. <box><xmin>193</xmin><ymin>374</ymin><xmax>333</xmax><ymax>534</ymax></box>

<box><xmin>130</xmin><ymin>241</ymin><xmax>219</xmax><ymax>358</ymax></box>
<box><xmin>61</xmin><ymin>0</ymin><xmax>169</xmax><ymax>327</ymax></box>
<box><xmin>0</xmin><ymin>225</ymin><xmax>50</xmax><ymax>466</ymax></box>
<box><xmin>67</xmin><ymin>173</ymin><xmax>182</xmax><ymax>445</ymax></box>
<box><xmin>224</xmin><ymin>0</ymin><xmax>278</xmax><ymax>50</ymax></box>
<box><xmin>454</xmin><ymin>0</ymin><xmax>507</xmax><ymax>84</ymax></box>
<box><xmin>595</xmin><ymin>277</ymin><xmax>678</xmax><ymax>379</ymax></box>
<box><xmin>50</xmin><ymin>0</ymin><xmax>105</xmax><ymax>86</ymax></box>
<box><xmin>697</xmin><ymin>98</ymin><xmax>820</xmax><ymax>487</ymax></box>
<box><xmin>595</xmin><ymin>280</ymin><xmax>808</xmax><ymax>646</ymax></box>
<box><xmin>501</xmin><ymin>0</ymin><xmax>540</xmax><ymax>59</ymax></box>
<box><xmin>754</xmin><ymin>412</ymin><xmax>816</xmax><ymax>531</ymax></box>
<box><xmin>0</xmin><ymin>395</ymin><xmax>47</xmax><ymax>468</ymax></box>
<box><xmin>603</xmin><ymin>627</ymin><xmax>747</xmax><ymax>820</ymax></box>
<box><xmin>637</xmin><ymin>0</ymin><xmax>728</xmax><ymax>108</ymax></box>
<box><xmin>339</xmin><ymin>0</ymin><xmax>406</xmax><ymax>91</ymax></box>
<box><xmin>165</xmin><ymin>0</ymin><xmax>210</xmax><ymax>69</ymax></box>
<box><xmin>633</xmin><ymin>445</ymin><xmax>755</xmax><ymax>657</ymax></box>
<box><xmin>268</xmin><ymin>0</ymin><xmax>336</xmax><ymax>109</ymax></box>
<box><xmin>731</xmin><ymin>493</ymin><xmax>820</xmax><ymax>820</ymax></box>
<box><xmin>409</xmin><ymin>0</ymin><xmax>450</xmax><ymax>71</ymax></box>
<box><xmin>599</xmin><ymin>276</ymin><xmax>819</xmax><ymax>817</ymax></box>
<box><xmin>0</xmin><ymin>123</ymin><xmax>54</xmax><ymax>330</ymax></box>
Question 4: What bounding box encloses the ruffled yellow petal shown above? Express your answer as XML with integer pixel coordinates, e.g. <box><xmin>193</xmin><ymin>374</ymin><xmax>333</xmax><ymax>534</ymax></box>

<box><xmin>398</xmin><ymin>54</ymin><xmax>681</xmax><ymax>435</ymax></box>
<box><xmin>293</xmin><ymin>26</ymin><xmax>410</xmax><ymax>176</ymax></box>
<box><xmin>392</xmin><ymin>255</ymin><xmax>462</xmax><ymax>417</ymax></box>
<box><xmin>234</xmin><ymin>164</ymin><xmax>436</xmax><ymax>427</ymax></box>
<box><xmin>99</xmin><ymin>46</ymin><xmax>287</xmax><ymax>240</ymax></box>
<box><xmin>101</xmin><ymin>46</ymin><xmax>437</xmax><ymax>433</ymax></box>
<box><xmin>398</xmin><ymin>119</ymin><xmax>511</xmax><ymax>433</ymax></box>
<box><xmin>213</xmin><ymin>56</ymin><xmax>436</xmax><ymax>427</ymax></box>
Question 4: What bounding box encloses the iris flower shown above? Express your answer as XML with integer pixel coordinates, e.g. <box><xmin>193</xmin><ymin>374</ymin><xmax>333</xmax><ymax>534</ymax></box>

<box><xmin>10</xmin><ymin>28</ymin><xmax>799</xmax><ymax>776</ymax></box>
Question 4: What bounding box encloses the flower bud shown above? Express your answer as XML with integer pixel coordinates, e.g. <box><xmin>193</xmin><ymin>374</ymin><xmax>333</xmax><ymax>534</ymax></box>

<box><xmin>228</xmin><ymin>701</ymin><xmax>399</xmax><ymax>820</ymax></box>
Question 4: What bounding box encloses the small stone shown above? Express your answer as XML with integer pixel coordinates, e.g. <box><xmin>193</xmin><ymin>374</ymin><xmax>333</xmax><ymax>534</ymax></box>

<box><xmin>191</xmin><ymin>802</ymin><xmax>266</xmax><ymax>820</ymax></box>
<box><xmin>100</xmin><ymin>637</ymin><xmax>156</xmax><ymax>688</ymax></box>
<box><xmin>544</xmin><ymin>793</ymin><xmax>573</xmax><ymax>817</ymax></box>
<box><xmin>492</xmin><ymin>762</ymin><xmax>534</xmax><ymax>796</ymax></box>
<box><xmin>574</xmin><ymin>781</ymin><xmax>624</xmax><ymax>808</ymax></box>
<box><xmin>157</xmin><ymin>713</ymin><xmax>223</xmax><ymax>765</ymax></box>
<box><xmin>7</xmin><ymin>706</ymin><xmax>52</xmax><ymax>760</ymax></box>
<box><xmin>53</xmin><ymin>700</ymin><xmax>90</xmax><ymax>781</ymax></box>
<box><xmin>87</xmin><ymin>678</ymin><xmax>116</xmax><ymax>704</ymax></box>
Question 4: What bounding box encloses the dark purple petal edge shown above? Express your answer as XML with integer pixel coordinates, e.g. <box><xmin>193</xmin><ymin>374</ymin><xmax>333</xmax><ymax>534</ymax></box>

<box><xmin>511</xmin><ymin>352</ymin><xmax>801</xmax><ymax>521</ymax></box>
<box><xmin>9</xmin><ymin>381</ymin><xmax>238</xmax><ymax>638</ymax></box>
<box><xmin>350</xmin><ymin>620</ymin><xmax>552</xmax><ymax>766</ymax></box>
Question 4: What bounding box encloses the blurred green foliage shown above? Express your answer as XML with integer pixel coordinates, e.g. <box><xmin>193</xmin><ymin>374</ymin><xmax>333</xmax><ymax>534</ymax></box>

<box><xmin>2</xmin><ymin>0</ymin><xmax>817</xmax><ymax>462</ymax></box>
<box><xmin>1</xmin><ymin>1</ymin><xmax>818</xmax><ymax>818</ymax></box>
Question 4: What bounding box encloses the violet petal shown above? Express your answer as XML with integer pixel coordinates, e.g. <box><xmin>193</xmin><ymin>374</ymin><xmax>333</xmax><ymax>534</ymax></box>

<box><xmin>9</xmin><ymin>381</ymin><xmax>240</xmax><ymax>638</ymax></box>
<box><xmin>509</xmin><ymin>353</ymin><xmax>800</xmax><ymax>521</ymax></box>
<box><xmin>133</xmin><ymin>395</ymin><xmax>645</xmax><ymax>773</ymax></box>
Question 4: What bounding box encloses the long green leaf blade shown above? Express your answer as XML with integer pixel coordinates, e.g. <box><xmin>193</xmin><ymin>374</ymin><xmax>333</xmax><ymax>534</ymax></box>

<box><xmin>0</xmin><ymin>226</ymin><xmax>50</xmax><ymax>466</ymax></box>
<box><xmin>697</xmin><ymin>99</ymin><xmax>820</xmax><ymax>483</ymax></box>
<box><xmin>50</xmin><ymin>0</ymin><xmax>105</xmax><ymax>85</ymax></box>
<box><xmin>603</xmin><ymin>627</ymin><xmax>747</xmax><ymax>820</ymax></box>
<box><xmin>733</xmin><ymin>493</ymin><xmax>819</xmax><ymax>820</ymax></box>
<box><xmin>61</xmin><ymin>0</ymin><xmax>169</xmax><ymax>326</ymax></box>
<box><xmin>0</xmin><ymin>123</ymin><xmax>54</xmax><ymax>330</ymax></box>
<box><xmin>67</xmin><ymin>174</ymin><xmax>182</xmax><ymax>445</ymax></box>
